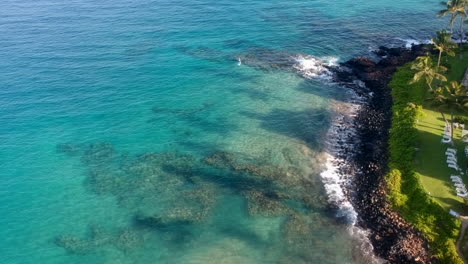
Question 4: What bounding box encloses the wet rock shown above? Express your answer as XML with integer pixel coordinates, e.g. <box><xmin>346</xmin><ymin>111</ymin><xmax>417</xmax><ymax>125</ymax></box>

<box><xmin>343</xmin><ymin>57</ymin><xmax>377</xmax><ymax>73</ymax></box>
<box><xmin>330</xmin><ymin>44</ymin><xmax>434</xmax><ymax>263</ymax></box>
<box><xmin>374</xmin><ymin>46</ymin><xmax>388</xmax><ymax>57</ymax></box>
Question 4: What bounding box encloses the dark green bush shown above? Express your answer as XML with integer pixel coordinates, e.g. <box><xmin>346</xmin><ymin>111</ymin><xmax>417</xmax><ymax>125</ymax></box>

<box><xmin>453</xmin><ymin>116</ymin><xmax>468</xmax><ymax>126</ymax></box>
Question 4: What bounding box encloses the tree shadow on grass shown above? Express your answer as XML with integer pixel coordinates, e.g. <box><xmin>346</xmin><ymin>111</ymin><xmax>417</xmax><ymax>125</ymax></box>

<box><xmin>417</xmin><ymin>123</ymin><xmax>443</xmax><ymax>131</ymax></box>
<box><xmin>431</xmin><ymin>195</ymin><xmax>468</xmax><ymax>215</ymax></box>
<box><xmin>414</xmin><ymin>129</ymin><xmax>468</xmax><ymax>214</ymax></box>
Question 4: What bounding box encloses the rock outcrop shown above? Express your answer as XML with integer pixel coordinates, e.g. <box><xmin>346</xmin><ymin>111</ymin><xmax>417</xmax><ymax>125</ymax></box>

<box><xmin>332</xmin><ymin>44</ymin><xmax>437</xmax><ymax>263</ymax></box>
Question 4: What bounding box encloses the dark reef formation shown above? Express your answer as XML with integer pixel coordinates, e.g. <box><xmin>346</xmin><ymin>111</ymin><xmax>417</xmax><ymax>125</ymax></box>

<box><xmin>54</xmin><ymin>43</ymin><xmax>439</xmax><ymax>263</ymax></box>
<box><xmin>55</xmin><ymin>141</ymin><xmax>345</xmax><ymax>261</ymax></box>
<box><xmin>332</xmin><ymin>44</ymin><xmax>435</xmax><ymax>263</ymax></box>
<box><xmin>54</xmin><ymin>224</ymin><xmax>143</xmax><ymax>254</ymax></box>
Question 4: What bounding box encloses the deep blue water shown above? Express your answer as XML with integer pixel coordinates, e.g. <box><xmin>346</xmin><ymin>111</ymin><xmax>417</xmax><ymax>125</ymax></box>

<box><xmin>0</xmin><ymin>1</ymin><xmax>444</xmax><ymax>263</ymax></box>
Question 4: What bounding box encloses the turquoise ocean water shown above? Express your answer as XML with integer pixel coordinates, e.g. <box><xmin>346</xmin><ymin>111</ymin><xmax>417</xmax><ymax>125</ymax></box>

<box><xmin>0</xmin><ymin>1</ymin><xmax>444</xmax><ymax>263</ymax></box>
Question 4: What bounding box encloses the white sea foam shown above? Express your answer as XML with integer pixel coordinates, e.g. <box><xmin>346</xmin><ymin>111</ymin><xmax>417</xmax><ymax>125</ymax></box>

<box><xmin>395</xmin><ymin>36</ymin><xmax>467</xmax><ymax>48</ymax></box>
<box><xmin>451</xmin><ymin>35</ymin><xmax>468</xmax><ymax>44</ymax></box>
<box><xmin>291</xmin><ymin>53</ymin><xmax>384</xmax><ymax>262</ymax></box>
<box><xmin>292</xmin><ymin>53</ymin><xmax>364</xmax><ymax>226</ymax></box>
<box><xmin>293</xmin><ymin>55</ymin><xmax>338</xmax><ymax>79</ymax></box>
<box><xmin>349</xmin><ymin>226</ymin><xmax>385</xmax><ymax>264</ymax></box>
<box><xmin>395</xmin><ymin>38</ymin><xmax>432</xmax><ymax>49</ymax></box>
<box><xmin>321</xmin><ymin>155</ymin><xmax>357</xmax><ymax>224</ymax></box>
<box><xmin>320</xmin><ymin>89</ymin><xmax>362</xmax><ymax>225</ymax></box>
<box><xmin>319</xmin><ymin>87</ymin><xmax>385</xmax><ymax>264</ymax></box>
<box><xmin>291</xmin><ymin>54</ymin><xmax>363</xmax><ymax>226</ymax></box>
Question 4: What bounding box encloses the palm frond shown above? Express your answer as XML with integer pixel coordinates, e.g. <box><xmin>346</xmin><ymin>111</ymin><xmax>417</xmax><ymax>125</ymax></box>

<box><xmin>435</xmin><ymin>73</ymin><xmax>448</xmax><ymax>81</ymax></box>
<box><xmin>438</xmin><ymin>9</ymin><xmax>450</xmax><ymax>17</ymax></box>
<box><xmin>411</xmin><ymin>71</ymin><xmax>425</xmax><ymax>83</ymax></box>
<box><xmin>439</xmin><ymin>65</ymin><xmax>448</xmax><ymax>72</ymax></box>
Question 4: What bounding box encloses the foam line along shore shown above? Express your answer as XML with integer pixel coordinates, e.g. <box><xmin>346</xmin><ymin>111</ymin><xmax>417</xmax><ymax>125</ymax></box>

<box><xmin>330</xmin><ymin>44</ymin><xmax>435</xmax><ymax>263</ymax></box>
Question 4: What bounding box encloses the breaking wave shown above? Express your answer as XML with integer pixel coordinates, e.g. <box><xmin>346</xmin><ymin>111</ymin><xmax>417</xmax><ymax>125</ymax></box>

<box><xmin>320</xmin><ymin>89</ymin><xmax>363</xmax><ymax>225</ymax></box>
<box><xmin>293</xmin><ymin>55</ymin><xmax>338</xmax><ymax>79</ymax></box>
<box><xmin>290</xmin><ymin>53</ymin><xmax>362</xmax><ymax>226</ymax></box>
<box><xmin>395</xmin><ymin>37</ymin><xmax>432</xmax><ymax>48</ymax></box>
<box><xmin>319</xmin><ymin>84</ymin><xmax>385</xmax><ymax>263</ymax></box>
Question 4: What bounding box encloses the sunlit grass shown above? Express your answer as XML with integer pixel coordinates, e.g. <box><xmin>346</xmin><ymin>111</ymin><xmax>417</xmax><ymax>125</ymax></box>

<box><xmin>386</xmin><ymin>46</ymin><xmax>468</xmax><ymax>263</ymax></box>
<box><xmin>415</xmin><ymin>108</ymin><xmax>467</xmax><ymax>213</ymax></box>
<box><xmin>415</xmin><ymin>46</ymin><xmax>468</xmax><ymax>213</ymax></box>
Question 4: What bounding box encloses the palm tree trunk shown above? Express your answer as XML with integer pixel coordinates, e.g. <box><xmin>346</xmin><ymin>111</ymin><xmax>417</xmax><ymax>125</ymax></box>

<box><xmin>461</xmin><ymin>18</ymin><xmax>465</xmax><ymax>45</ymax></box>
<box><xmin>460</xmin><ymin>17</ymin><xmax>464</xmax><ymax>59</ymax></box>
<box><xmin>451</xmin><ymin>110</ymin><xmax>454</xmax><ymax>141</ymax></box>
<box><xmin>438</xmin><ymin>50</ymin><xmax>442</xmax><ymax>68</ymax></box>
<box><xmin>451</xmin><ymin>15</ymin><xmax>455</xmax><ymax>33</ymax></box>
<box><xmin>440</xmin><ymin>111</ymin><xmax>449</xmax><ymax>124</ymax></box>
<box><xmin>428</xmin><ymin>81</ymin><xmax>433</xmax><ymax>91</ymax></box>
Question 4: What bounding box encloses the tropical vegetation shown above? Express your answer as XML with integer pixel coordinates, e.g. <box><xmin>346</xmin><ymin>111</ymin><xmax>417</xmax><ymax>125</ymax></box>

<box><xmin>388</xmin><ymin>63</ymin><xmax>462</xmax><ymax>264</ymax></box>
<box><xmin>438</xmin><ymin>0</ymin><xmax>468</xmax><ymax>56</ymax></box>
<box><xmin>433</xmin><ymin>30</ymin><xmax>457</xmax><ymax>68</ymax></box>
<box><xmin>384</xmin><ymin>1</ymin><xmax>468</xmax><ymax>263</ymax></box>
<box><xmin>410</xmin><ymin>55</ymin><xmax>447</xmax><ymax>91</ymax></box>
<box><xmin>439</xmin><ymin>0</ymin><xmax>467</xmax><ymax>34</ymax></box>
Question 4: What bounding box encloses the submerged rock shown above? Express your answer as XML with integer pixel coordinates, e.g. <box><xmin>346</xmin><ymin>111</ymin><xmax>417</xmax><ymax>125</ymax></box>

<box><xmin>237</xmin><ymin>47</ymin><xmax>298</xmax><ymax>71</ymax></box>
<box><xmin>56</xmin><ymin>143</ymin><xmax>83</xmax><ymax>156</ymax></box>
<box><xmin>55</xmin><ymin>225</ymin><xmax>146</xmax><ymax>255</ymax></box>
<box><xmin>57</xmin><ymin>143</ymin><xmax>330</xmax><ymax>259</ymax></box>
<box><xmin>133</xmin><ymin>213</ymin><xmax>194</xmax><ymax>229</ymax></box>
<box><xmin>54</xmin><ymin>235</ymin><xmax>93</xmax><ymax>254</ymax></box>
<box><xmin>244</xmin><ymin>190</ymin><xmax>291</xmax><ymax>217</ymax></box>
<box><xmin>113</xmin><ymin>229</ymin><xmax>142</xmax><ymax>252</ymax></box>
<box><xmin>204</xmin><ymin>151</ymin><xmax>307</xmax><ymax>187</ymax></box>
<box><xmin>81</xmin><ymin>142</ymin><xmax>116</xmax><ymax>165</ymax></box>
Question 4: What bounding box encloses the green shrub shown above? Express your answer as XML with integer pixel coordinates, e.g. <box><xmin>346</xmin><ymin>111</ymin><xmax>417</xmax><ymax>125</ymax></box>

<box><xmin>453</xmin><ymin>116</ymin><xmax>468</xmax><ymax>126</ymax></box>
<box><xmin>387</xmin><ymin>64</ymin><xmax>462</xmax><ymax>264</ymax></box>
<box><xmin>386</xmin><ymin>169</ymin><xmax>407</xmax><ymax>207</ymax></box>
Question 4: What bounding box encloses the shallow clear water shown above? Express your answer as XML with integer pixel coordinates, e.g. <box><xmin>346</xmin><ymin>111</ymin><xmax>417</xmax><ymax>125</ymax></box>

<box><xmin>0</xmin><ymin>1</ymin><xmax>444</xmax><ymax>263</ymax></box>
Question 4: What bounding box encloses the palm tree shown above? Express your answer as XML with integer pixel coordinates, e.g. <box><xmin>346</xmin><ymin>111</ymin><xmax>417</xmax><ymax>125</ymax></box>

<box><xmin>442</xmin><ymin>81</ymin><xmax>468</xmax><ymax>139</ymax></box>
<box><xmin>410</xmin><ymin>56</ymin><xmax>447</xmax><ymax>91</ymax></box>
<box><xmin>438</xmin><ymin>0</ymin><xmax>466</xmax><ymax>33</ymax></box>
<box><xmin>432</xmin><ymin>30</ymin><xmax>457</xmax><ymax>68</ymax></box>
<box><xmin>438</xmin><ymin>0</ymin><xmax>467</xmax><ymax>57</ymax></box>
<box><xmin>458</xmin><ymin>7</ymin><xmax>467</xmax><ymax>55</ymax></box>
<box><xmin>426</xmin><ymin>87</ymin><xmax>450</xmax><ymax>125</ymax></box>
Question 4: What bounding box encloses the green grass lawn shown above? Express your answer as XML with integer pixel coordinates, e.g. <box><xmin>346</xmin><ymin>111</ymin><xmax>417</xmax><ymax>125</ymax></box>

<box><xmin>413</xmin><ymin>46</ymin><xmax>468</xmax><ymax>263</ymax></box>
<box><xmin>414</xmin><ymin>46</ymin><xmax>468</xmax><ymax>214</ymax></box>
<box><xmin>414</xmin><ymin>109</ymin><xmax>467</xmax><ymax>214</ymax></box>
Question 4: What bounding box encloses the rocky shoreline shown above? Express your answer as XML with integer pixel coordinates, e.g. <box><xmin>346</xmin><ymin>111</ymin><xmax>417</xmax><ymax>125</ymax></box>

<box><xmin>331</xmin><ymin>44</ymin><xmax>437</xmax><ymax>263</ymax></box>
<box><xmin>211</xmin><ymin>42</ymin><xmax>440</xmax><ymax>262</ymax></box>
